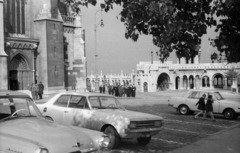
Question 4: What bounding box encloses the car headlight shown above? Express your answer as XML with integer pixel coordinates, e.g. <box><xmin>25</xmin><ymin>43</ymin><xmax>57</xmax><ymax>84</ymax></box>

<box><xmin>34</xmin><ymin>148</ymin><xmax>49</xmax><ymax>153</ymax></box>
<box><xmin>128</xmin><ymin>122</ymin><xmax>136</xmax><ymax>129</ymax></box>
<box><xmin>100</xmin><ymin>135</ymin><xmax>110</xmax><ymax>149</ymax></box>
<box><xmin>154</xmin><ymin>121</ymin><xmax>163</xmax><ymax>127</ymax></box>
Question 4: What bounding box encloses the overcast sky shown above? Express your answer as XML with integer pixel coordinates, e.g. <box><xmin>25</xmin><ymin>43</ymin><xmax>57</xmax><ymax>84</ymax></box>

<box><xmin>81</xmin><ymin>3</ymin><xmax>218</xmax><ymax>75</ymax></box>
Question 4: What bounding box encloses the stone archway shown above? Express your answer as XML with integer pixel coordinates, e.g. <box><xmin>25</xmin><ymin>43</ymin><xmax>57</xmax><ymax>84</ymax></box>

<box><xmin>213</xmin><ymin>73</ymin><xmax>224</xmax><ymax>88</ymax></box>
<box><xmin>202</xmin><ymin>76</ymin><xmax>210</xmax><ymax>88</ymax></box>
<box><xmin>9</xmin><ymin>53</ymin><xmax>32</xmax><ymax>90</ymax></box>
<box><xmin>175</xmin><ymin>76</ymin><xmax>180</xmax><ymax>90</ymax></box>
<box><xmin>143</xmin><ymin>82</ymin><xmax>148</xmax><ymax>92</ymax></box>
<box><xmin>189</xmin><ymin>75</ymin><xmax>194</xmax><ymax>89</ymax></box>
<box><xmin>157</xmin><ymin>73</ymin><xmax>170</xmax><ymax>91</ymax></box>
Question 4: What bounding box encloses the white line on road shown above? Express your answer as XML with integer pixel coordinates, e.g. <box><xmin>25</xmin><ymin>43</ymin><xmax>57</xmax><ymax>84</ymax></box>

<box><xmin>152</xmin><ymin>137</ymin><xmax>185</xmax><ymax>145</ymax></box>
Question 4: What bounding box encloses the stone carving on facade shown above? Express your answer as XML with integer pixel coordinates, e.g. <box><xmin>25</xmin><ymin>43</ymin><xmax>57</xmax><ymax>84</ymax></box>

<box><xmin>63</xmin><ymin>27</ymin><xmax>75</xmax><ymax>33</ymax></box>
<box><xmin>35</xmin><ymin>4</ymin><xmax>62</xmax><ymax>21</ymax></box>
<box><xmin>8</xmin><ymin>33</ymin><xmax>29</xmax><ymax>38</ymax></box>
<box><xmin>5</xmin><ymin>41</ymin><xmax>38</xmax><ymax>50</ymax></box>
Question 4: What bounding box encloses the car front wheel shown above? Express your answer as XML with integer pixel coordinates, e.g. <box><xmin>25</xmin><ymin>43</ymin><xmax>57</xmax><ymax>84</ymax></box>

<box><xmin>178</xmin><ymin>105</ymin><xmax>190</xmax><ymax>115</ymax></box>
<box><xmin>104</xmin><ymin>126</ymin><xmax>120</xmax><ymax>149</ymax></box>
<box><xmin>224</xmin><ymin>109</ymin><xmax>235</xmax><ymax>120</ymax></box>
<box><xmin>137</xmin><ymin>136</ymin><xmax>151</xmax><ymax>146</ymax></box>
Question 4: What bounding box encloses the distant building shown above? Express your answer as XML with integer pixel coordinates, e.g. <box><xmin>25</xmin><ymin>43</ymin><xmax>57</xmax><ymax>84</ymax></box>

<box><xmin>0</xmin><ymin>0</ymin><xmax>86</xmax><ymax>92</ymax></box>
<box><xmin>135</xmin><ymin>56</ymin><xmax>240</xmax><ymax>92</ymax></box>
<box><xmin>87</xmin><ymin>70</ymin><xmax>136</xmax><ymax>92</ymax></box>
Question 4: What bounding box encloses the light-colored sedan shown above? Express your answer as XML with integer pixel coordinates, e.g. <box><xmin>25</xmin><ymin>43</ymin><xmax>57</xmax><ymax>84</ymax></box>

<box><xmin>0</xmin><ymin>90</ymin><xmax>109</xmax><ymax>153</ymax></box>
<box><xmin>168</xmin><ymin>90</ymin><xmax>240</xmax><ymax>119</ymax></box>
<box><xmin>37</xmin><ymin>92</ymin><xmax>163</xmax><ymax>149</ymax></box>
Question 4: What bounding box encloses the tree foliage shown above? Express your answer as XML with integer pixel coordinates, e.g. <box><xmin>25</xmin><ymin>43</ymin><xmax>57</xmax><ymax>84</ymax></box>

<box><xmin>65</xmin><ymin>0</ymin><xmax>240</xmax><ymax>63</ymax></box>
<box><xmin>211</xmin><ymin>0</ymin><xmax>240</xmax><ymax>63</ymax></box>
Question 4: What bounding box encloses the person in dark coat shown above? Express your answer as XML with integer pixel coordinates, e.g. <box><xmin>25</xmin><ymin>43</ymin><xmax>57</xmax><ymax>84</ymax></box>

<box><xmin>38</xmin><ymin>81</ymin><xmax>44</xmax><ymax>99</ymax></box>
<box><xmin>102</xmin><ymin>85</ymin><xmax>105</xmax><ymax>94</ymax></box>
<box><xmin>206</xmin><ymin>95</ymin><xmax>216</xmax><ymax>121</ymax></box>
<box><xmin>99</xmin><ymin>85</ymin><xmax>103</xmax><ymax>93</ymax></box>
<box><xmin>132</xmin><ymin>85</ymin><xmax>136</xmax><ymax>98</ymax></box>
<box><xmin>194</xmin><ymin>94</ymin><xmax>206</xmax><ymax>119</ymax></box>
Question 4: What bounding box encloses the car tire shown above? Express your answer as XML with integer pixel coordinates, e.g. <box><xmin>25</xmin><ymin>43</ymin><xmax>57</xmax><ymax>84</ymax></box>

<box><xmin>178</xmin><ymin>105</ymin><xmax>190</xmax><ymax>115</ymax></box>
<box><xmin>104</xmin><ymin>126</ymin><xmax>120</xmax><ymax>149</ymax></box>
<box><xmin>137</xmin><ymin>136</ymin><xmax>151</xmax><ymax>146</ymax></box>
<box><xmin>224</xmin><ymin>109</ymin><xmax>235</xmax><ymax>120</ymax></box>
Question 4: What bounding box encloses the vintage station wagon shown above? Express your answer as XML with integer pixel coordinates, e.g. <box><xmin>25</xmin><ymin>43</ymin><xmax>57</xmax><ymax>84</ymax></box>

<box><xmin>0</xmin><ymin>90</ymin><xmax>109</xmax><ymax>153</ymax></box>
<box><xmin>37</xmin><ymin>92</ymin><xmax>163</xmax><ymax>149</ymax></box>
<box><xmin>168</xmin><ymin>90</ymin><xmax>240</xmax><ymax>119</ymax></box>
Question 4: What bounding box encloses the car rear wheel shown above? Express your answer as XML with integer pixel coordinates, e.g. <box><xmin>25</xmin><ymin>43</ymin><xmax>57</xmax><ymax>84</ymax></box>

<box><xmin>104</xmin><ymin>126</ymin><xmax>120</xmax><ymax>149</ymax></box>
<box><xmin>137</xmin><ymin>136</ymin><xmax>151</xmax><ymax>146</ymax></box>
<box><xmin>224</xmin><ymin>109</ymin><xmax>235</xmax><ymax>120</ymax></box>
<box><xmin>178</xmin><ymin>105</ymin><xmax>190</xmax><ymax>115</ymax></box>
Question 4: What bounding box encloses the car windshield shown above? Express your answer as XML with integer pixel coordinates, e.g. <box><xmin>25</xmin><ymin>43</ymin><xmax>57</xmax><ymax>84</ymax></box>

<box><xmin>88</xmin><ymin>96</ymin><xmax>125</xmax><ymax>110</ymax></box>
<box><xmin>0</xmin><ymin>97</ymin><xmax>43</xmax><ymax>121</ymax></box>
<box><xmin>214</xmin><ymin>92</ymin><xmax>224</xmax><ymax>100</ymax></box>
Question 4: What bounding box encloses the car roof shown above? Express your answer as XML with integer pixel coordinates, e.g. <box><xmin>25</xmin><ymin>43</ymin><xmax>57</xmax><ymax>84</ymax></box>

<box><xmin>57</xmin><ymin>91</ymin><xmax>114</xmax><ymax>97</ymax></box>
<box><xmin>0</xmin><ymin>90</ymin><xmax>31</xmax><ymax>98</ymax></box>
<box><xmin>188</xmin><ymin>90</ymin><xmax>219</xmax><ymax>93</ymax></box>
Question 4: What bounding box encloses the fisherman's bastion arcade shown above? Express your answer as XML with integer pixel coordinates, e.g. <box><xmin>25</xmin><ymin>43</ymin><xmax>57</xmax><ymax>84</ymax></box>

<box><xmin>135</xmin><ymin>56</ymin><xmax>240</xmax><ymax>93</ymax></box>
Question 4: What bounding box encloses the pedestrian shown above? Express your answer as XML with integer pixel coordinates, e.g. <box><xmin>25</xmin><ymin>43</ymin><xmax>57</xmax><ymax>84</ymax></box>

<box><xmin>38</xmin><ymin>81</ymin><xmax>44</xmax><ymax>99</ymax></box>
<box><xmin>205</xmin><ymin>95</ymin><xmax>216</xmax><ymax>121</ymax></box>
<box><xmin>102</xmin><ymin>85</ymin><xmax>105</xmax><ymax>94</ymax></box>
<box><xmin>34</xmin><ymin>83</ymin><xmax>39</xmax><ymax>100</ymax></box>
<box><xmin>132</xmin><ymin>85</ymin><xmax>136</xmax><ymax>98</ymax></box>
<box><xmin>30</xmin><ymin>83</ymin><xmax>35</xmax><ymax>100</ymax></box>
<box><xmin>99</xmin><ymin>85</ymin><xmax>103</xmax><ymax>93</ymax></box>
<box><xmin>194</xmin><ymin>94</ymin><xmax>206</xmax><ymax>119</ymax></box>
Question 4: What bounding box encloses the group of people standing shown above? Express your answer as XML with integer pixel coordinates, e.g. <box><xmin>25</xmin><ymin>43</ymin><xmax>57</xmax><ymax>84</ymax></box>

<box><xmin>107</xmin><ymin>84</ymin><xmax>136</xmax><ymax>98</ymax></box>
<box><xmin>28</xmin><ymin>82</ymin><xmax>44</xmax><ymax>100</ymax></box>
<box><xmin>194</xmin><ymin>94</ymin><xmax>216</xmax><ymax>121</ymax></box>
<box><xmin>98</xmin><ymin>84</ymin><xmax>136</xmax><ymax>98</ymax></box>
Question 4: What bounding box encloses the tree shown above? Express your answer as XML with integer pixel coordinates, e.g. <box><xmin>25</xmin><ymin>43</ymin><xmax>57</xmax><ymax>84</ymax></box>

<box><xmin>65</xmin><ymin>0</ymin><xmax>239</xmax><ymax>63</ymax></box>
<box><xmin>224</xmin><ymin>68</ymin><xmax>239</xmax><ymax>80</ymax></box>
<box><xmin>211</xmin><ymin>0</ymin><xmax>240</xmax><ymax>63</ymax></box>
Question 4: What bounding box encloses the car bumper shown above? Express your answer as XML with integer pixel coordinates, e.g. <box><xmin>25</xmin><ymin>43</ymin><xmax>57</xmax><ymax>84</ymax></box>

<box><xmin>121</xmin><ymin>127</ymin><xmax>162</xmax><ymax>138</ymax></box>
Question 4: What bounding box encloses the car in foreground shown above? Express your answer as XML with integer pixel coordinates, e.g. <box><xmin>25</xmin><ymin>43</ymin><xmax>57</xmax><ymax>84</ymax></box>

<box><xmin>37</xmin><ymin>92</ymin><xmax>163</xmax><ymax>149</ymax></box>
<box><xmin>0</xmin><ymin>90</ymin><xmax>109</xmax><ymax>153</ymax></box>
<box><xmin>168</xmin><ymin>90</ymin><xmax>240</xmax><ymax>119</ymax></box>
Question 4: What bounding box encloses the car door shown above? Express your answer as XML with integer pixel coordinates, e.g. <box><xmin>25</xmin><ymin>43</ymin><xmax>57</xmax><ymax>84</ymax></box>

<box><xmin>185</xmin><ymin>91</ymin><xmax>200</xmax><ymax>111</ymax></box>
<box><xmin>210</xmin><ymin>92</ymin><xmax>220</xmax><ymax>113</ymax></box>
<box><xmin>43</xmin><ymin>95</ymin><xmax>70</xmax><ymax>124</ymax></box>
<box><xmin>63</xmin><ymin>95</ymin><xmax>93</xmax><ymax>128</ymax></box>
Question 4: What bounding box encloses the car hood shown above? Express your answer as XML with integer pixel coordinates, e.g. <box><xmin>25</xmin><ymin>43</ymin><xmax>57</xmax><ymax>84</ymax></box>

<box><xmin>0</xmin><ymin>117</ymin><xmax>96</xmax><ymax>152</ymax></box>
<box><xmin>97</xmin><ymin>109</ymin><xmax>162</xmax><ymax>121</ymax></box>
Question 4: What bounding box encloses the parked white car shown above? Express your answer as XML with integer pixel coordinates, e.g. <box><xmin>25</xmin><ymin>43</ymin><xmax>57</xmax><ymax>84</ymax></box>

<box><xmin>168</xmin><ymin>90</ymin><xmax>240</xmax><ymax>119</ymax></box>
<box><xmin>0</xmin><ymin>90</ymin><xmax>109</xmax><ymax>153</ymax></box>
<box><xmin>37</xmin><ymin>92</ymin><xmax>163</xmax><ymax>149</ymax></box>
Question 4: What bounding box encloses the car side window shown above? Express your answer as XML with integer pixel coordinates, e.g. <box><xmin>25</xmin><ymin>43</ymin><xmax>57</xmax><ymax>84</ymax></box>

<box><xmin>188</xmin><ymin>92</ymin><xmax>198</xmax><ymax>99</ymax></box>
<box><xmin>69</xmin><ymin>96</ymin><xmax>89</xmax><ymax>109</ymax></box>
<box><xmin>54</xmin><ymin>95</ymin><xmax>70</xmax><ymax>107</ymax></box>
<box><xmin>89</xmin><ymin>97</ymin><xmax>100</xmax><ymax>108</ymax></box>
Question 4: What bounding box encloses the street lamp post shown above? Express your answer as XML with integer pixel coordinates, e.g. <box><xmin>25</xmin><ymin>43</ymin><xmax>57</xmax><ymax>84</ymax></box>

<box><xmin>94</xmin><ymin>9</ymin><xmax>104</xmax><ymax>92</ymax></box>
<box><xmin>151</xmin><ymin>51</ymin><xmax>153</xmax><ymax>64</ymax></box>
